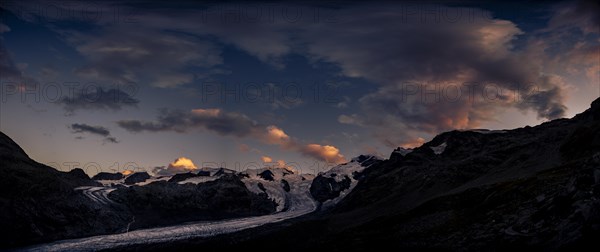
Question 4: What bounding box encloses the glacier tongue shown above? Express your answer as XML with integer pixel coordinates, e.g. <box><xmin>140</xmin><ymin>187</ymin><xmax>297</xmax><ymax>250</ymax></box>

<box><xmin>26</xmin><ymin>172</ymin><xmax>317</xmax><ymax>251</ymax></box>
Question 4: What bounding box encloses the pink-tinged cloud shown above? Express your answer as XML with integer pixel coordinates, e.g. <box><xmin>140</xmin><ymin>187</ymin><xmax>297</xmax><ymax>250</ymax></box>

<box><xmin>238</xmin><ymin>143</ymin><xmax>251</xmax><ymax>152</ymax></box>
<box><xmin>400</xmin><ymin>137</ymin><xmax>426</xmax><ymax>149</ymax></box>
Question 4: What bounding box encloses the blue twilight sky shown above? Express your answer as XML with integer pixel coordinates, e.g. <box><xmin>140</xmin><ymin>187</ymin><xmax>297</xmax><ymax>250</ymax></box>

<box><xmin>0</xmin><ymin>0</ymin><xmax>598</xmax><ymax>175</ymax></box>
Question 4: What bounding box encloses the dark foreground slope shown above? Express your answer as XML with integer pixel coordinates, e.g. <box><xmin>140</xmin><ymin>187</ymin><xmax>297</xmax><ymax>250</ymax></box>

<box><xmin>0</xmin><ymin>132</ymin><xmax>130</xmax><ymax>247</ymax></box>
<box><xmin>151</xmin><ymin>98</ymin><xmax>600</xmax><ymax>251</ymax></box>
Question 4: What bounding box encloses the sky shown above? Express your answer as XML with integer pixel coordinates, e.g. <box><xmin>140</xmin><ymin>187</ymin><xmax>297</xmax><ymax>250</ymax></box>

<box><xmin>0</xmin><ymin>0</ymin><xmax>598</xmax><ymax>175</ymax></box>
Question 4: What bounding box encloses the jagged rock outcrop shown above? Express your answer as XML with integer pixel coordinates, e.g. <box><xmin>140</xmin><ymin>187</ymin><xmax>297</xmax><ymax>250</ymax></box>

<box><xmin>197</xmin><ymin>170</ymin><xmax>211</xmax><ymax>176</ymax></box>
<box><xmin>309</xmin><ymin>155</ymin><xmax>382</xmax><ymax>203</ymax></box>
<box><xmin>214</xmin><ymin>168</ymin><xmax>236</xmax><ymax>176</ymax></box>
<box><xmin>310</xmin><ymin>175</ymin><xmax>352</xmax><ymax>202</ymax></box>
<box><xmin>258</xmin><ymin>170</ymin><xmax>275</xmax><ymax>181</ymax></box>
<box><xmin>281</xmin><ymin>179</ymin><xmax>291</xmax><ymax>192</ymax></box>
<box><xmin>67</xmin><ymin>168</ymin><xmax>92</xmax><ymax>180</ymax></box>
<box><xmin>168</xmin><ymin>172</ymin><xmax>198</xmax><ymax>183</ymax></box>
<box><xmin>92</xmin><ymin>172</ymin><xmax>124</xmax><ymax>181</ymax></box>
<box><xmin>124</xmin><ymin>172</ymin><xmax>151</xmax><ymax>185</ymax></box>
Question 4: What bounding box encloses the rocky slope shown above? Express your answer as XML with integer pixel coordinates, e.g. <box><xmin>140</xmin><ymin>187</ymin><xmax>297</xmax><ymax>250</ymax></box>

<box><xmin>92</xmin><ymin>172</ymin><xmax>124</xmax><ymax>180</ymax></box>
<box><xmin>304</xmin><ymin>98</ymin><xmax>600</xmax><ymax>250</ymax></box>
<box><xmin>310</xmin><ymin>155</ymin><xmax>382</xmax><ymax>208</ymax></box>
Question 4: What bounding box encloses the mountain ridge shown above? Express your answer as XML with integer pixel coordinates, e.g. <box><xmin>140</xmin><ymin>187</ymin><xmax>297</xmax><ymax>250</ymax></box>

<box><xmin>143</xmin><ymin>97</ymin><xmax>600</xmax><ymax>251</ymax></box>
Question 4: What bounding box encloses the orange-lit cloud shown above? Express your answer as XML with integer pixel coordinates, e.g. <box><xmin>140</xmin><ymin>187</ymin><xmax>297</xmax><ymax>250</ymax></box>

<box><xmin>276</xmin><ymin>159</ymin><xmax>298</xmax><ymax>173</ymax></box>
<box><xmin>152</xmin><ymin>157</ymin><xmax>199</xmax><ymax>175</ymax></box>
<box><xmin>121</xmin><ymin>170</ymin><xmax>134</xmax><ymax>176</ymax></box>
<box><xmin>261</xmin><ymin>157</ymin><xmax>298</xmax><ymax>173</ymax></box>
<box><xmin>299</xmin><ymin>144</ymin><xmax>346</xmax><ymax>164</ymax></box>
<box><xmin>276</xmin><ymin>159</ymin><xmax>286</xmax><ymax>168</ymax></box>
<box><xmin>191</xmin><ymin>108</ymin><xmax>221</xmax><ymax>117</ymax></box>
<box><xmin>261</xmin><ymin>156</ymin><xmax>273</xmax><ymax>163</ymax></box>
<box><xmin>169</xmin><ymin>157</ymin><xmax>197</xmax><ymax>170</ymax></box>
<box><xmin>264</xmin><ymin>125</ymin><xmax>291</xmax><ymax>145</ymax></box>
<box><xmin>259</xmin><ymin>126</ymin><xmax>346</xmax><ymax>164</ymax></box>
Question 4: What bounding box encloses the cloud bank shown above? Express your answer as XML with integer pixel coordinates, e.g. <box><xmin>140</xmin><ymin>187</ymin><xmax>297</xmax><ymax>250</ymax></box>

<box><xmin>60</xmin><ymin>88</ymin><xmax>139</xmax><ymax>115</ymax></box>
<box><xmin>101</xmin><ymin>2</ymin><xmax>594</xmax><ymax>147</ymax></box>
<box><xmin>117</xmin><ymin>108</ymin><xmax>346</xmax><ymax>163</ymax></box>
<box><xmin>3</xmin><ymin>1</ymin><xmax>597</xmax><ymax>149</ymax></box>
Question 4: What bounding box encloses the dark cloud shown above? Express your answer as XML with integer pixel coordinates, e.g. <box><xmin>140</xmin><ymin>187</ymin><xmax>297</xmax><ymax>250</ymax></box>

<box><xmin>117</xmin><ymin>108</ymin><xmax>258</xmax><ymax>136</ymax></box>
<box><xmin>547</xmin><ymin>0</ymin><xmax>600</xmax><ymax>34</ymax></box>
<box><xmin>70</xmin><ymin>123</ymin><xmax>119</xmax><ymax>143</ymax></box>
<box><xmin>518</xmin><ymin>84</ymin><xmax>568</xmax><ymax>120</ymax></box>
<box><xmin>0</xmin><ymin>22</ymin><xmax>40</xmax><ymax>89</ymax></box>
<box><xmin>39</xmin><ymin>65</ymin><xmax>60</xmax><ymax>78</ymax></box>
<box><xmin>104</xmin><ymin>137</ymin><xmax>119</xmax><ymax>144</ymax></box>
<box><xmin>0</xmin><ymin>23</ymin><xmax>9</xmax><ymax>33</ymax></box>
<box><xmin>0</xmin><ymin>1</ymin><xmax>222</xmax><ymax>87</ymax></box>
<box><xmin>71</xmin><ymin>123</ymin><xmax>110</xmax><ymax>136</ymax></box>
<box><xmin>0</xmin><ymin>41</ymin><xmax>20</xmax><ymax>79</ymax></box>
<box><xmin>59</xmin><ymin>87</ymin><xmax>139</xmax><ymax>114</ymax></box>
<box><xmin>67</xmin><ymin>27</ymin><xmax>222</xmax><ymax>87</ymax></box>
<box><xmin>0</xmin><ymin>22</ymin><xmax>15</xmax><ymax>72</ymax></box>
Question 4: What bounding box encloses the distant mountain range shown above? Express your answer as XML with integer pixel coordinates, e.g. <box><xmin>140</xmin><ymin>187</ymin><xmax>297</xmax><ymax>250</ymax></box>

<box><xmin>1</xmin><ymin>98</ymin><xmax>599</xmax><ymax>250</ymax></box>
<box><xmin>0</xmin><ymin>128</ymin><xmax>376</xmax><ymax>249</ymax></box>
